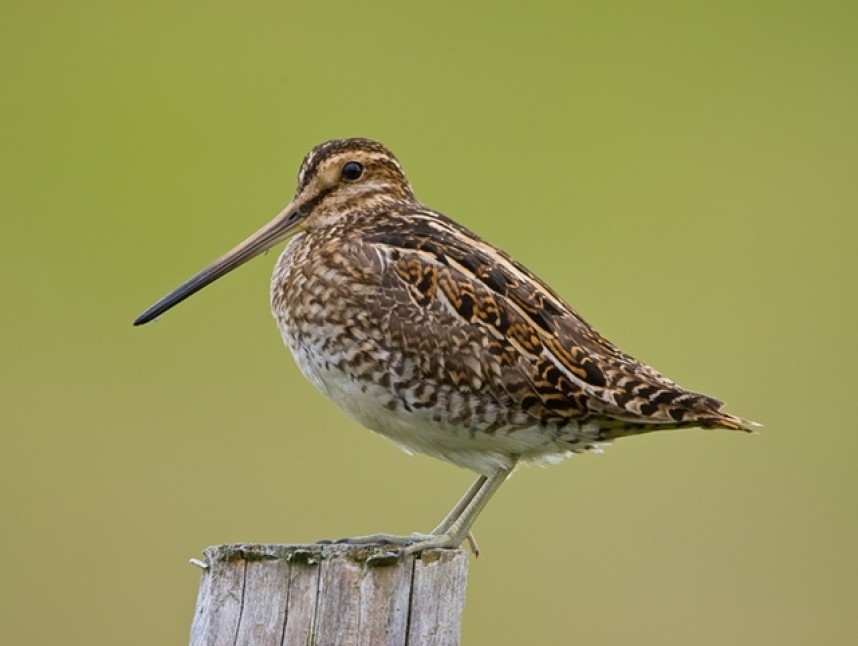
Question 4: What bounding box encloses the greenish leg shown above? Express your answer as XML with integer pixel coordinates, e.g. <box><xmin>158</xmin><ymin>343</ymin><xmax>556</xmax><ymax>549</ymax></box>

<box><xmin>330</xmin><ymin>461</ymin><xmax>516</xmax><ymax>555</ymax></box>
<box><xmin>402</xmin><ymin>465</ymin><xmax>513</xmax><ymax>555</ymax></box>
<box><xmin>431</xmin><ymin>474</ymin><xmax>488</xmax><ymax>535</ymax></box>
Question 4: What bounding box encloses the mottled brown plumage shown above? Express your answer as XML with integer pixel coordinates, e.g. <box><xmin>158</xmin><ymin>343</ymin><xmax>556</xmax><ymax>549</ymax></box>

<box><xmin>135</xmin><ymin>138</ymin><xmax>755</xmax><ymax>555</ymax></box>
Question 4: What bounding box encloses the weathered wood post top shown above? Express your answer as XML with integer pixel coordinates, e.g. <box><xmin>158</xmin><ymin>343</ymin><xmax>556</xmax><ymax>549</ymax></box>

<box><xmin>189</xmin><ymin>543</ymin><xmax>468</xmax><ymax>646</ymax></box>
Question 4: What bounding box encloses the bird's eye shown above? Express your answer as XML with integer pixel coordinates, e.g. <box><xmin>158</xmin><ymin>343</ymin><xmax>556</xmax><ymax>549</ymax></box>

<box><xmin>341</xmin><ymin>161</ymin><xmax>364</xmax><ymax>181</ymax></box>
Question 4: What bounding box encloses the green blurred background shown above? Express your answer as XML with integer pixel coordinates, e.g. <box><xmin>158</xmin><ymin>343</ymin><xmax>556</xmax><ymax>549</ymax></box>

<box><xmin>2</xmin><ymin>1</ymin><xmax>856</xmax><ymax>644</ymax></box>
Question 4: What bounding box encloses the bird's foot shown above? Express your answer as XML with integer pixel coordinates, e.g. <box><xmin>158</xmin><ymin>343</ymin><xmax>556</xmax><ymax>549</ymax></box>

<box><xmin>328</xmin><ymin>531</ymin><xmax>436</xmax><ymax>547</ymax></box>
<box><xmin>317</xmin><ymin>530</ymin><xmax>478</xmax><ymax>558</ymax></box>
<box><xmin>399</xmin><ymin>530</ymin><xmax>479</xmax><ymax>556</ymax></box>
<box><xmin>401</xmin><ymin>532</ymin><xmax>459</xmax><ymax>555</ymax></box>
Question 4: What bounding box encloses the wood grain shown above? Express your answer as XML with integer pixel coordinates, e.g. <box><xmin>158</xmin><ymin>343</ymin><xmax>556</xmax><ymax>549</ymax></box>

<box><xmin>189</xmin><ymin>544</ymin><xmax>468</xmax><ymax>646</ymax></box>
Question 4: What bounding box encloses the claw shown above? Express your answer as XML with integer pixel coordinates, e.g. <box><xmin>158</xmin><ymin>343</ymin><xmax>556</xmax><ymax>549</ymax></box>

<box><xmin>466</xmin><ymin>532</ymin><xmax>480</xmax><ymax>557</ymax></box>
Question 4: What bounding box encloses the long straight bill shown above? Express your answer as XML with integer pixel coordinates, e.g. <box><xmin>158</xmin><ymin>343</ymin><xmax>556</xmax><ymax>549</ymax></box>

<box><xmin>133</xmin><ymin>205</ymin><xmax>303</xmax><ymax>325</ymax></box>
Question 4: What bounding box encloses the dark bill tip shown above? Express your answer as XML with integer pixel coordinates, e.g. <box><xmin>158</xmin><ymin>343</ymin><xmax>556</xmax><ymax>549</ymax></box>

<box><xmin>131</xmin><ymin>205</ymin><xmax>303</xmax><ymax>328</ymax></box>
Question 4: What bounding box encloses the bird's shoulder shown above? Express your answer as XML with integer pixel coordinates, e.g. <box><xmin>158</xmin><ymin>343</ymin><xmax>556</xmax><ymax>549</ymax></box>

<box><xmin>361</xmin><ymin>211</ymin><xmax>640</xmax><ymax>383</ymax></box>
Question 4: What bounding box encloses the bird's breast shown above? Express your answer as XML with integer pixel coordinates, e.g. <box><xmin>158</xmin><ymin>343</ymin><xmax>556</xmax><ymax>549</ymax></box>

<box><xmin>266</xmin><ymin>230</ymin><xmax>609</xmax><ymax>473</ymax></box>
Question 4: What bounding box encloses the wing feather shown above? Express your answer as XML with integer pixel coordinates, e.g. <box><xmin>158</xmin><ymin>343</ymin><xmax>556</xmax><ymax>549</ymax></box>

<box><xmin>363</xmin><ymin>209</ymin><xmax>751</xmax><ymax>431</ymax></box>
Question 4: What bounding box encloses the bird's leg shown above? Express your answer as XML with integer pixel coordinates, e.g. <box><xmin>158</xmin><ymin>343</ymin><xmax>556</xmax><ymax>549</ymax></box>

<box><xmin>328</xmin><ymin>462</ymin><xmax>516</xmax><ymax>554</ymax></box>
<box><xmin>402</xmin><ymin>465</ymin><xmax>513</xmax><ymax>555</ymax></box>
<box><xmin>431</xmin><ymin>474</ymin><xmax>488</xmax><ymax>535</ymax></box>
<box><xmin>429</xmin><ymin>474</ymin><xmax>489</xmax><ymax>556</ymax></box>
<box><xmin>326</xmin><ymin>489</ymin><xmax>480</xmax><ymax>549</ymax></box>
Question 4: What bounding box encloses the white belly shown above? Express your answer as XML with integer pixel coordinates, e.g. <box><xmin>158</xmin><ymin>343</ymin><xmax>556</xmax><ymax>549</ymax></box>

<box><xmin>279</xmin><ymin>327</ymin><xmax>598</xmax><ymax>475</ymax></box>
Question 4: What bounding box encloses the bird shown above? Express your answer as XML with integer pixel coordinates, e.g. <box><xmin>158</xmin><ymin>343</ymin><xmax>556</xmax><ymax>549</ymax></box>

<box><xmin>134</xmin><ymin>138</ymin><xmax>756</xmax><ymax>556</ymax></box>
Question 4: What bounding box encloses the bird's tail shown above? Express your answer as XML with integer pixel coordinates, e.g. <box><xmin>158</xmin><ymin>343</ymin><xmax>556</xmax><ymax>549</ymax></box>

<box><xmin>703</xmin><ymin>410</ymin><xmax>761</xmax><ymax>433</ymax></box>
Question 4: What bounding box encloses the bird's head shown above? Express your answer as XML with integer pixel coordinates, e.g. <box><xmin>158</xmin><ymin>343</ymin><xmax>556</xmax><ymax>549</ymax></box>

<box><xmin>134</xmin><ymin>138</ymin><xmax>414</xmax><ymax>325</ymax></box>
<box><xmin>293</xmin><ymin>138</ymin><xmax>415</xmax><ymax>228</ymax></box>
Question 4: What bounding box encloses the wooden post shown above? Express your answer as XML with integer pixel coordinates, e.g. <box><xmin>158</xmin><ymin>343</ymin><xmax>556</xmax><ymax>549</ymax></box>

<box><xmin>189</xmin><ymin>543</ymin><xmax>469</xmax><ymax>646</ymax></box>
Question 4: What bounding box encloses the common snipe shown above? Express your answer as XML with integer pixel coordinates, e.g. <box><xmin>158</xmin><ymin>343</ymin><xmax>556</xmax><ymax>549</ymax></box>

<box><xmin>135</xmin><ymin>138</ymin><xmax>755</xmax><ymax>555</ymax></box>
